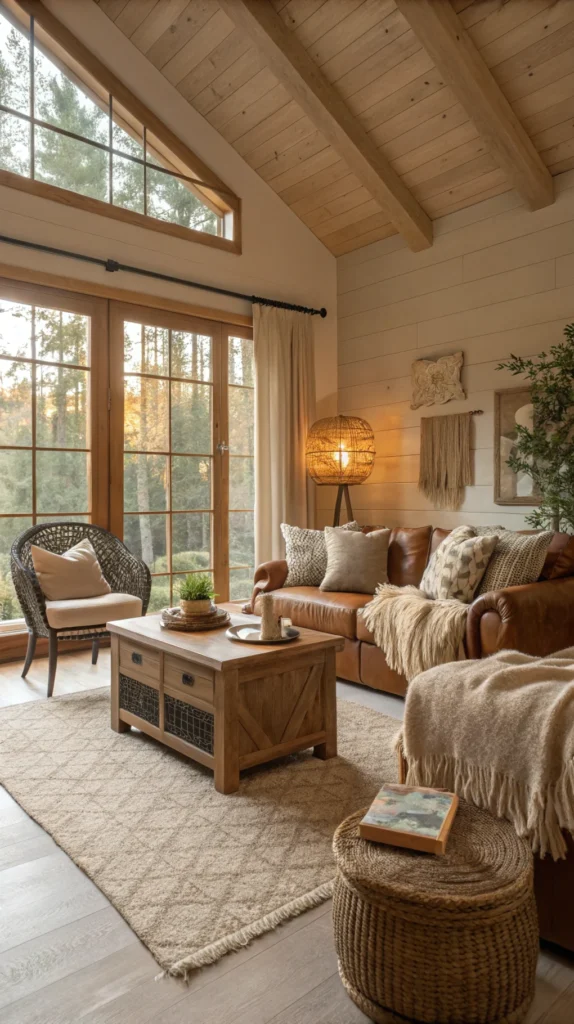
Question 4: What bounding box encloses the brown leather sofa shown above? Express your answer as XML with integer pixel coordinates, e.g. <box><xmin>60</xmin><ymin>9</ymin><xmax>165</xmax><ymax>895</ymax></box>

<box><xmin>246</xmin><ymin>523</ymin><xmax>574</xmax><ymax>953</ymax></box>
<box><xmin>246</xmin><ymin>525</ymin><xmax>574</xmax><ymax>698</ymax></box>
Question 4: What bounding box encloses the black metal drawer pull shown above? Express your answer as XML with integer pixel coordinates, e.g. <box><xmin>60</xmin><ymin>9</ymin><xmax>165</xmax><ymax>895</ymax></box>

<box><xmin>131</xmin><ymin>652</ymin><xmax>143</xmax><ymax>666</ymax></box>
<box><xmin>181</xmin><ymin>673</ymin><xmax>195</xmax><ymax>686</ymax></box>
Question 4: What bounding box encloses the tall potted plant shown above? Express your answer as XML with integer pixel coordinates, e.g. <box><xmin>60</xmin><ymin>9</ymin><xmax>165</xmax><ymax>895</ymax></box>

<box><xmin>497</xmin><ymin>322</ymin><xmax>574</xmax><ymax>533</ymax></box>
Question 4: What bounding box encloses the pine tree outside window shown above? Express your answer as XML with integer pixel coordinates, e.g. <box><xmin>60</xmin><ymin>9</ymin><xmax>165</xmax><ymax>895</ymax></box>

<box><xmin>0</xmin><ymin>1</ymin><xmax>239</xmax><ymax>250</ymax></box>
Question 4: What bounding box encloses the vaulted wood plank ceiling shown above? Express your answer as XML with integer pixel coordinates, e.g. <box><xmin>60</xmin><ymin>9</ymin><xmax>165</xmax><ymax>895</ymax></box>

<box><xmin>96</xmin><ymin>0</ymin><xmax>574</xmax><ymax>256</ymax></box>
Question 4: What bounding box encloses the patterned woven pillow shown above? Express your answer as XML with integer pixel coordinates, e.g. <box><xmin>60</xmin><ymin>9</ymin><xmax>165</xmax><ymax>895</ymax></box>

<box><xmin>476</xmin><ymin>530</ymin><xmax>553</xmax><ymax>595</ymax></box>
<box><xmin>421</xmin><ymin>525</ymin><xmax>499</xmax><ymax>603</ymax></box>
<box><xmin>421</xmin><ymin>526</ymin><xmax>473</xmax><ymax>597</ymax></box>
<box><xmin>281</xmin><ymin>521</ymin><xmax>361</xmax><ymax>587</ymax></box>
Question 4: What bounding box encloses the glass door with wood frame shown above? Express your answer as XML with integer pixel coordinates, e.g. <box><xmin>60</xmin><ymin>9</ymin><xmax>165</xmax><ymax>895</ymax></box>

<box><xmin>110</xmin><ymin>303</ymin><xmax>254</xmax><ymax>609</ymax></box>
<box><xmin>0</xmin><ymin>278</ymin><xmax>108</xmax><ymax>626</ymax></box>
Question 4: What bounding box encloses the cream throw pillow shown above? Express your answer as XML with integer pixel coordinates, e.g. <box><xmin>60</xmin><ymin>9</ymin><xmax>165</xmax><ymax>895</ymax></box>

<box><xmin>31</xmin><ymin>539</ymin><xmax>112</xmax><ymax>601</ymax></box>
<box><xmin>476</xmin><ymin>530</ymin><xmax>553</xmax><ymax>595</ymax></box>
<box><xmin>421</xmin><ymin>525</ymin><xmax>498</xmax><ymax>604</ymax></box>
<box><xmin>321</xmin><ymin>528</ymin><xmax>390</xmax><ymax>594</ymax></box>
<box><xmin>281</xmin><ymin>521</ymin><xmax>362</xmax><ymax>587</ymax></box>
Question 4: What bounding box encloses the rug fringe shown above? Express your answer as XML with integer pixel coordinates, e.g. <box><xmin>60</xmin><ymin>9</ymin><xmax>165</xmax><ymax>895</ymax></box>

<box><xmin>162</xmin><ymin>879</ymin><xmax>335</xmax><ymax>981</ymax></box>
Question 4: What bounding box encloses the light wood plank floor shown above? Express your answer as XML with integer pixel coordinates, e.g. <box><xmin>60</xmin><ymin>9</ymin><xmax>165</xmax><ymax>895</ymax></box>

<box><xmin>0</xmin><ymin>652</ymin><xmax>573</xmax><ymax>1023</ymax></box>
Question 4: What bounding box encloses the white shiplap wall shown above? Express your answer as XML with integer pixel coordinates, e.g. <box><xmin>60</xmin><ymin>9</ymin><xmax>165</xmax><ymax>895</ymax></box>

<box><xmin>320</xmin><ymin>169</ymin><xmax>574</xmax><ymax>531</ymax></box>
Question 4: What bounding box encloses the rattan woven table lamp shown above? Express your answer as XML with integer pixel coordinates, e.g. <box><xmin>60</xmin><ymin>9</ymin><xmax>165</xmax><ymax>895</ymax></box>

<box><xmin>306</xmin><ymin>414</ymin><xmax>376</xmax><ymax>526</ymax></box>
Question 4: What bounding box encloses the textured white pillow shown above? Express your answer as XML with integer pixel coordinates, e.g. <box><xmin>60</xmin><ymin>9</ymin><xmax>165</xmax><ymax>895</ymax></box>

<box><xmin>281</xmin><ymin>522</ymin><xmax>361</xmax><ymax>587</ymax></box>
<box><xmin>31</xmin><ymin>539</ymin><xmax>111</xmax><ymax>601</ymax></box>
<box><xmin>421</xmin><ymin>526</ymin><xmax>498</xmax><ymax>604</ymax></box>
<box><xmin>477</xmin><ymin>530</ymin><xmax>553</xmax><ymax>595</ymax></box>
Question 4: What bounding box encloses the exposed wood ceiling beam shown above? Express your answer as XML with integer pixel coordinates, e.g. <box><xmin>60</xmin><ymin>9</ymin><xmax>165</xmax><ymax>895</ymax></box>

<box><xmin>395</xmin><ymin>0</ymin><xmax>554</xmax><ymax>212</ymax></box>
<box><xmin>218</xmin><ymin>0</ymin><xmax>432</xmax><ymax>252</ymax></box>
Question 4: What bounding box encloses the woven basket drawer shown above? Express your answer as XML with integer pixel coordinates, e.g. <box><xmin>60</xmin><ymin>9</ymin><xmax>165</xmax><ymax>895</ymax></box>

<box><xmin>164</xmin><ymin>689</ymin><xmax>214</xmax><ymax>754</ymax></box>
<box><xmin>119</xmin><ymin>674</ymin><xmax>160</xmax><ymax>727</ymax></box>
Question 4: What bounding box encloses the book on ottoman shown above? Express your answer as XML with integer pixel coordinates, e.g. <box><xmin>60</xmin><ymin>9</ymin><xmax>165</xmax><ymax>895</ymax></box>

<box><xmin>359</xmin><ymin>783</ymin><xmax>458</xmax><ymax>855</ymax></box>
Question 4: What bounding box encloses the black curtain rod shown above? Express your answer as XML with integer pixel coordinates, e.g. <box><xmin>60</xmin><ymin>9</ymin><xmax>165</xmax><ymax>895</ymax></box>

<box><xmin>0</xmin><ymin>234</ymin><xmax>327</xmax><ymax>318</ymax></box>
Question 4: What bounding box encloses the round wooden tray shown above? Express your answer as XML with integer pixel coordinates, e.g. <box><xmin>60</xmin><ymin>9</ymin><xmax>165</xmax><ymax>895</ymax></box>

<box><xmin>226</xmin><ymin>624</ymin><xmax>300</xmax><ymax>645</ymax></box>
<box><xmin>160</xmin><ymin>606</ymin><xmax>231</xmax><ymax>632</ymax></box>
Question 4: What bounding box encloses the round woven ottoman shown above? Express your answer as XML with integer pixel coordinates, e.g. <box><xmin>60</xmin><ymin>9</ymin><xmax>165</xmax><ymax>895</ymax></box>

<box><xmin>333</xmin><ymin>800</ymin><xmax>538</xmax><ymax>1024</ymax></box>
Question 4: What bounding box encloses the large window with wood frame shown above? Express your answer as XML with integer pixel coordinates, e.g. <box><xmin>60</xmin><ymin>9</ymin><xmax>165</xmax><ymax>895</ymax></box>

<box><xmin>0</xmin><ymin>281</ymin><xmax>254</xmax><ymax>631</ymax></box>
<box><xmin>0</xmin><ymin>1</ymin><xmax>239</xmax><ymax>248</ymax></box>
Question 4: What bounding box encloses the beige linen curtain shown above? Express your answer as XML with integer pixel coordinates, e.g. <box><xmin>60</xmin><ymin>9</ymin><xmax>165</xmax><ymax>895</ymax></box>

<box><xmin>253</xmin><ymin>305</ymin><xmax>316</xmax><ymax>565</ymax></box>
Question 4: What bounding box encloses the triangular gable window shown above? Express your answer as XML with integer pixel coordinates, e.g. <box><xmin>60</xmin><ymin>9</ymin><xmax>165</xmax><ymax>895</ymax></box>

<box><xmin>0</xmin><ymin>0</ymin><xmax>239</xmax><ymax>251</ymax></box>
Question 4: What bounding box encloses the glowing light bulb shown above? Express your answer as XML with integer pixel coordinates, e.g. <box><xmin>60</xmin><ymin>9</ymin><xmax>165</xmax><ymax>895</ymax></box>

<box><xmin>333</xmin><ymin>443</ymin><xmax>349</xmax><ymax>470</ymax></box>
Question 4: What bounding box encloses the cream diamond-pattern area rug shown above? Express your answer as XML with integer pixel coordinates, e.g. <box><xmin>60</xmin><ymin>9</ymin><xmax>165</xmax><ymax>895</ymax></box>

<box><xmin>0</xmin><ymin>688</ymin><xmax>398</xmax><ymax>977</ymax></box>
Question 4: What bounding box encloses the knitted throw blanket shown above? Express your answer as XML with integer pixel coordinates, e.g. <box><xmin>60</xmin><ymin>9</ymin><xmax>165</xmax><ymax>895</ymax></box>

<box><xmin>362</xmin><ymin>584</ymin><xmax>468</xmax><ymax>680</ymax></box>
<box><xmin>398</xmin><ymin>648</ymin><xmax>574</xmax><ymax>859</ymax></box>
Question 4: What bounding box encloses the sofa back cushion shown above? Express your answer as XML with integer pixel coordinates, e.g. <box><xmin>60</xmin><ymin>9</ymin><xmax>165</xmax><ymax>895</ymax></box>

<box><xmin>539</xmin><ymin>533</ymin><xmax>574</xmax><ymax>580</ymax></box>
<box><xmin>362</xmin><ymin>525</ymin><xmax>432</xmax><ymax>587</ymax></box>
<box><xmin>431</xmin><ymin>527</ymin><xmax>450</xmax><ymax>555</ymax></box>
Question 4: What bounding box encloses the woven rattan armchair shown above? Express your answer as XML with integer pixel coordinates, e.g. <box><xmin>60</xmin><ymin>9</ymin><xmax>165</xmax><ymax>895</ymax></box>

<box><xmin>11</xmin><ymin>522</ymin><xmax>151</xmax><ymax>697</ymax></box>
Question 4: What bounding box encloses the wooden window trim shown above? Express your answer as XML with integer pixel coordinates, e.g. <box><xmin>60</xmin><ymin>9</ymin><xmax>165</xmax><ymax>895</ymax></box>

<box><xmin>1</xmin><ymin>0</ymin><xmax>242</xmax><ymax>254</ymax></box>
<box><xmin>0</xmin><ymin>262</ymin><xmax>253</xmax><ymax>329</ymax></box>
<box><xmin>0</xmin><ymin>169</ymin><xmax>241</xmax><ymax>255</ymax></box>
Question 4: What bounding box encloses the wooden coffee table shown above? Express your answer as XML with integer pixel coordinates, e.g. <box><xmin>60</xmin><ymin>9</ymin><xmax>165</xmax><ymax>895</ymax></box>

<box><xmin>108</xmin><ymin>609</ymin><xmax>344</xmax><ymax>793</ymax></box>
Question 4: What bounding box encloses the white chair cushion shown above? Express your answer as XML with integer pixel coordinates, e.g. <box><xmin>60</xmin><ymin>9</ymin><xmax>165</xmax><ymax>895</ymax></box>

<box><xmin>45</xmin><ymin>592</ymin><xmax>142</xmax><ymax>630</ymax></box>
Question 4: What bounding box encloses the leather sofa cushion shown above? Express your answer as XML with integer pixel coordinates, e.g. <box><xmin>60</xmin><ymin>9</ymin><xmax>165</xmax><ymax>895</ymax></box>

<box><xmin>360</xmin><ymin>642</ymin><xmax>407</xmax><ymax>697</ymax></box>
<box><xmin>270</xmin><ymin>587</ymin><xmax>372</xmax><ymax>640</ymax></box>
<box><xmin>540</xmin><ymin>533</ymin><xmax>574</xmax><ymax>580</ymax></box>
<box><xmin>362</xmin><ymin>525</ymin><xmax>432</xmax><ymax>586</ymax></box>
<box><xmin>388</xmin><ymin>526</ymin><xmax>432</xmax><ymax>586</ymax></box>
<box><xmin>45</xmin><ymin>592</ymin><xmax>142</xmax><ymax>629</ymax></box>
<box><xmin>431</xmin><ymin>527</ymin><xmax>451</xmax><ymax>555</ymax></box>
<box><xmin>336</xmin><ymin>640</ymin><xmax>361</xmax><ymax>683</ymax></box>
<box><xmin>357</xmin><ymin>609</ymin><xmax>375</xmax><ymax>644</ymax></box>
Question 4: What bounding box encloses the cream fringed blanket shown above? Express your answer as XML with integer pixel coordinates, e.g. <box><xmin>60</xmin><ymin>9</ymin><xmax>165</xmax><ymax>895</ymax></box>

<box><xmin>398</xmin><ymin>648</ymin><xmax>574</xmax><ymax>859</ymax></box>
<box><xmin>362</xmin><ymin>584</ymin><xmax>468</xmax><ymax>680</ymax></box>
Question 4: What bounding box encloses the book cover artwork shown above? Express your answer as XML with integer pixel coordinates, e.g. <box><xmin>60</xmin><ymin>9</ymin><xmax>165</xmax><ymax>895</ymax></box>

<box><xmin>360</xmin><ymin>783</ymin><xmax>458</xmax><ymax>855</ymax></box>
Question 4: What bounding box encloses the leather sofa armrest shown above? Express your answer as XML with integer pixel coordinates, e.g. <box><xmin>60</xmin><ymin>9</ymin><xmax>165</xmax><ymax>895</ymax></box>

<box><xmin>242</xmin><ymin>560</ymin><xmax>289</xmax><ymax>614</ymax></box>
<box><xmin>466</xmin><ymin>576</ymin><xmax>574</xmax><ymax>659</ymax></box>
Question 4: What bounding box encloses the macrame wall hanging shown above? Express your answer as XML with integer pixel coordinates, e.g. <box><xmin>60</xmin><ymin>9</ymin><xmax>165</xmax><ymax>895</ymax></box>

<box><xmin>418</xmin><ymin>412</ymin><xmax>477</xmax><ymax>510</ymax></box>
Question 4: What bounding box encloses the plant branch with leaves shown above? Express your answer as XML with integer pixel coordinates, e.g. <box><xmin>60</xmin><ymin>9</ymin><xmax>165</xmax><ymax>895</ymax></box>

<box><xmin>497</xmin><ymin>323</ymin><xmax>574</xmax><ymax>533</ymax></box>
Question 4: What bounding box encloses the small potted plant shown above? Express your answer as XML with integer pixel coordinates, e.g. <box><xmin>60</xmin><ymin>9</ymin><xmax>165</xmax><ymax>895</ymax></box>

<box><xmin>179</xmin><ymin>573</ymin><xmax>216</xmax><ymax>617</ymax></box>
